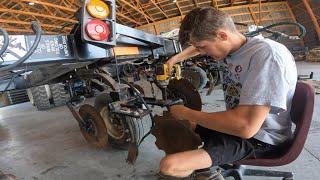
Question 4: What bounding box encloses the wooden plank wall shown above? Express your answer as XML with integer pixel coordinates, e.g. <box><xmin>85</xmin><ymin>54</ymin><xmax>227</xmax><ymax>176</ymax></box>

<box><xmin>137</xmin><ymin>1</ymin><xmax>304</xmax><ymax>49</ymax></box>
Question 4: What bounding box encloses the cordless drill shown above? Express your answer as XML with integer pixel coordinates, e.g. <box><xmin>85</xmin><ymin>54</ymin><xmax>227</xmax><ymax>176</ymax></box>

<box><xmin>155</xmin><ymin>63</ymin><xmax>181</xmax><ymax>88</ymax></box>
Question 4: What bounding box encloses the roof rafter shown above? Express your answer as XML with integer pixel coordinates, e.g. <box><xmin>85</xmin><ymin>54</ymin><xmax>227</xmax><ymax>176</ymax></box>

<box><xmin>0</xmin><ymin>8</ymin><xmax>78</xmax><ymax>23</ymax></box>
<box><xmin>118</xmin><ymin>0</ymin><xmax>155</xmax><ymax>22</ymax></box>
<box><xmin>116</xmin><ymin>11</ymin><xmax>142</xmax><ymax>25</ymax></box>
<box><xmin>175</xmin><ymin>1</ymin><xmax>183</xmax><ymax>15</ymax></box>
<box><xmin>150</xmin><ymin>0</ymin><xmax>168</xmax><ymax>18</ymax></box>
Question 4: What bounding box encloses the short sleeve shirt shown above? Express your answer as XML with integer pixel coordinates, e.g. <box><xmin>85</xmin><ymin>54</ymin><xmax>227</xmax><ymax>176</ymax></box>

<box><xmin>219</xmin><ymin>35</ymin><xmax>297</xmax><ymax>145</ymax></box>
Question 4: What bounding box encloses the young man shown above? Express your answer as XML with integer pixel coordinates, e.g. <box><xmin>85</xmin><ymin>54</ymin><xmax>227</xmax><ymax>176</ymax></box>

<box><xmin>160</xmin><ymin>7</ymin><xmax>297</xmax><ymax>179</ymax></box>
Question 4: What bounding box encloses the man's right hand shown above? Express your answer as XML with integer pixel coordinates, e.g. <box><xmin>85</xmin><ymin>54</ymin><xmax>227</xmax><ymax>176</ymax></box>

<box><xmin>166</xmin><ymin>57</ymin><xmax>177</xmax><ymax>74</ymax></box>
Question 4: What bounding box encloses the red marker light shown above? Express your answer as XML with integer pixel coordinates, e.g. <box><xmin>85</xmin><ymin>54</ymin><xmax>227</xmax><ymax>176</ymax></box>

<box><xmin>85</xmin><ymin>19</ymin><xmax>110</xmax><ymax>41</ymax></box>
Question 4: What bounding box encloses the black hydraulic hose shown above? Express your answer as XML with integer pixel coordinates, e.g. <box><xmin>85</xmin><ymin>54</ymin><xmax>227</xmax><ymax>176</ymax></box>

<box><xmin>0</xmin><ymin>28</ymin><xmax>9</xmax><ymax>57</ymax></box>
<box><xmin>244</xmin><ymin>21</ymin><xmax>306</xmax><ymax>39</ymax></box>
<box><xmin>0</xmin><ymin>21</ymin><xmax>42</xmax><ymax>73</ymax></box>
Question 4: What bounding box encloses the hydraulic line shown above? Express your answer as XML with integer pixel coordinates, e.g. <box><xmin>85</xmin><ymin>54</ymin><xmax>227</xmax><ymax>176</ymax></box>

<box><xmin>236</xmin><ymin>21</ymin><xmax>306</xmax><ymax>40</ymax></box>
<box><xmin>0</xmin><ymin>28</ymin><xmax>9</xmax><ymax>57</ymax></box>
<box><xmin>0</xmin><ymin>21</ymin><xmax>42</xmax><ymax>73</ymax></box>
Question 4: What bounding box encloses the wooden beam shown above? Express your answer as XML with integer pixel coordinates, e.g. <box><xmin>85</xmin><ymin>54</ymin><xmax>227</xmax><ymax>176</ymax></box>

<box><xmin>0</xmin><ymin>8</ymin><xmax>78</xmax><ymax>23</ymax></box>
<box><xmin>137</xmin><ymin>1</ymin><xmax>293</xmax><ymax>32</ymax></box>
<box><xmin>118</xmin><ymin>2</ymin><xmax>155</xmax><ymax>23</ymax></box>
<box><xmin>302</xmin><ymin>0</ymin><xmax>320</xmax><ymax>40</ymax></box>
<box><xmin>230</xmin><ymin>0</ymin><xmax>236</xmax><ymax>6</ymax></box>
<box><xmin>149</xmin><ymin>0</ymin><xmax>168</xmax><ymax>18</ymax></box>
<box><xmin>117</xmin><ymin>1</ymin><xmax>145</xmax><ymax>25</ymax></box>
<box><xmin>154</xmin><ymin>24</ymin><xmax>160</xmax><ymax>35</ymax></box>
<box><xmin>248</xmin><ymin>6</ymin><xmax>258</xmax><ymax>25</ymax></box>
<box><xmin>193</xmin><ymin>0</ymin><xmax>199</xmax><ymax>7</ymax></box>
<box><xmin>19</xmin><ymin>0</ymin><xmax>77</xmax><ymax>13</ymax></box>
<box><xmin>175</xmin><ymin>1</ymin><xmax>183</xmax><ymax>16</ymax></box>
<box><xmin>258</xmin><ymin>0</ymin><xmax>262</xmax><ymax>25</ymax></box>
<box><xmin>117</xmin><ymin>0</ymin><xmax>155</xmax><ymax>22</ymax></box>
<box><xmin>290</xmin><ymin>2</ymin><xmax>304</xmax><ymax>9</ymax></box>
<box><xmin>116</xmin><ymin>11</ymin><xmax>142</xmax><ymax>25</ymax></box>
<box><xmin>285</xmin><ymin>2</ymin><xmax>305</xmax><ymax>46</ymax></box>
<box><xmin>212</xmin><ymin>0</ymin><xmax>218</xmax><ymax>8</ymax></box>
<box><xmin>0</xmin><ymin>19</ymin><xmax>73</xmax><ymax>30</ymax></box>
<box><xmin>240</xmin><ymin>16</ymin><xmax>293</xmax><ymax>24</ymax></box>
<box><xmin>133</xmin><ymin>0</ymin><xmax>151</xmax><ymax>24</ymax></box>
<box><xmin>0</xmin><ymin>2</ymin><xmax>19</xmax><ymax>18</ymax></box>
<box><xmin>0</xmin><ymin>27</ymin><xmax>56</xmax><ymax>34</ymax></box>
<box><xmin>258</xmin><ymin>4</ymin><xmax>290</xmax><ymax>23</ymax></box>
<box><xmin>16</xmin><ymin>0</ymin><xmax>62</xmax><ymax>32</ymax></box>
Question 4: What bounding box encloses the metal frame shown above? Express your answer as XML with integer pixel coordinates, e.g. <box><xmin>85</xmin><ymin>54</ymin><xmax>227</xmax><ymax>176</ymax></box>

<box><xmin>0</xmin><ymin>23</ymin><xmax>180</xmax><ymax>91</ymax></box>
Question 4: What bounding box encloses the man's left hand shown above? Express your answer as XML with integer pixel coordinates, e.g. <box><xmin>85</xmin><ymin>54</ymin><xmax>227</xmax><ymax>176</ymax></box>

<box><xmin>169</xmin><ymin>105</ymin><xmax>189</xmax><ymax>120</ymax></box>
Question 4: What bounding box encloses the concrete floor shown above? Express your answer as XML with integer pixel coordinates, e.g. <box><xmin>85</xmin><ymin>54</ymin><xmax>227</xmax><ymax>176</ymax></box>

<box><xmin>0</xmin><ymin>61</ymin><xmax>320</xmax><ymax>180</ymax></box>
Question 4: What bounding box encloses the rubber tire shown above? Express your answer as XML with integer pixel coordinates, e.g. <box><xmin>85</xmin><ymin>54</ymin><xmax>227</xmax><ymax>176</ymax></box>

<box><xmin>28</xmin><ymin>85</ymin><xmax>52</xmax><ymax>110</ymax></box>
<box><xmin>94</xmin><ymin>93</ymin><xmax>136</xmax><ymax>150</ymax></box>
<box><xmin>49</xmin><ymin>83</ymin><xmax>70</xmax><ymax>107</ymax></box>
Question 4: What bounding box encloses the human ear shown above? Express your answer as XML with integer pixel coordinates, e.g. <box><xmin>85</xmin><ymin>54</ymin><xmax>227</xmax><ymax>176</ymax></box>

<box><xmin>216</xmin><ymin>30</ymin><xmax>228</xmax><ymax>41</ymax></box>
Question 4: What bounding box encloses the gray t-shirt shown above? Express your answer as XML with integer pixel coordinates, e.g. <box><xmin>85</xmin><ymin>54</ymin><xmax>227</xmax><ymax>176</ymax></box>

<box><xmin>219</xmin><ymin>35</ymin><xmax>297</xmax><ymax>145</ymax></box>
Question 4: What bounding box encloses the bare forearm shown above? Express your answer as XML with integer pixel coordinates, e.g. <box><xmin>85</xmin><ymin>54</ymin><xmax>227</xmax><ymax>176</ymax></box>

<box><xmin>170</xmin><ymin>105</ymin><xmax>270</xmax><ymax>139</ymax></box>
<box><xmin>185</xmin><ymin>109</ymin><xmax>249</xmax><ymax>137</ymax></box>
<box><xmin>171</xmin><ymin>46</ymin><xmax>200</xmax><ymax>63</ymax></box>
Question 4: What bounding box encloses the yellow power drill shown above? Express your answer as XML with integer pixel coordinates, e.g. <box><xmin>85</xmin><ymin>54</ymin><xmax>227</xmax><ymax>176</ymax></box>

<box><xmin>156</xmin><ymin>63</ymin><xmax>181</xmax><ymax>87</ymax></box>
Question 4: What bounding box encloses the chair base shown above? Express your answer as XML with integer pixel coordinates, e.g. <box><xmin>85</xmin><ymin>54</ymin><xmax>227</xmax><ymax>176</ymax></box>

<box><xmin>220</xmin><ymin>164</ymin><xmax>293</xmax><ymax>180</ymax></box>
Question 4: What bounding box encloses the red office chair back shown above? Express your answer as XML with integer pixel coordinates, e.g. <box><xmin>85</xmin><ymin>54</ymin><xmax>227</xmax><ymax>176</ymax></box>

<box><xmin>237</xmin><ymin>81</ymin><xmax>315</xmax><ymax>166</ymax></box>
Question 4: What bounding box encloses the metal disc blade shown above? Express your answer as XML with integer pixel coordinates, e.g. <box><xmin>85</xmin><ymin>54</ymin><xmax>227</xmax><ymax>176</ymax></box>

<box><xmin>78</xmin><ymin>104</ymin><xmax>108</xmax><ymax>148</ymax></box>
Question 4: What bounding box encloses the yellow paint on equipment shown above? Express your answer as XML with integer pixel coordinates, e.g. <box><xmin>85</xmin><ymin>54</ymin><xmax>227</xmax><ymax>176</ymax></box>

<box><xmin>86</xmin><ymin>0</ymin><xmax>110</xmax><ymax>19</ymax></box>
<box><xmin>173</xmin><ymin>64</ymin><xmax>181</xmax><ymax>80</ymax></box>
<box><xmin>156</xmin><ymin>64</ymin><xmax>170</xmax><ymax>81</ymax></box>
<box><xmin>113</xmin><ymin>47</ymin><xmax>140</xmax><ymax>56</ymax></box>
<box><xmin>156</xmin><ymin>64</ymin><xmax>181</xmax><ymax>81</ymax></box>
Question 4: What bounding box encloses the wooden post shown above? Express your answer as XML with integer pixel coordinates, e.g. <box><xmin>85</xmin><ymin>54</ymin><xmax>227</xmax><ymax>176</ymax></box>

<box><xmin>302</xmin><ymin>0</ymin><xmax>320</xmax><ymax>40</ymax></box>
